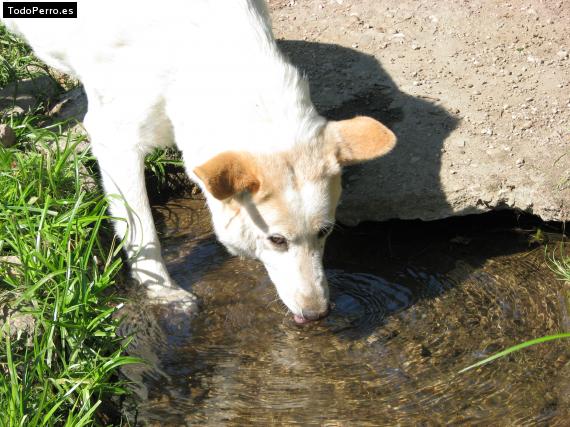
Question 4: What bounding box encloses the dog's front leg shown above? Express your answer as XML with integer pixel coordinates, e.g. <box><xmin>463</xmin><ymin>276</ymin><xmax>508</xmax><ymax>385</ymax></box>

<box><xmin>86</xmin><ymin>111</ymin><xmax>197</xmax><ymax>312</ymax></box>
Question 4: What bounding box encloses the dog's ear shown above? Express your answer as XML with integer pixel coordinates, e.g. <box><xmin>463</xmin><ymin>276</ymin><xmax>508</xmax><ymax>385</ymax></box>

<box><xmin>193</xmin><ymin>152</ymin><xmax>260</xmax><ymax>200</ymax></box>
<box><xmin>325</xmin><ymin>116</ymin><xmax>396</xmax><ymax>166</ymax></box>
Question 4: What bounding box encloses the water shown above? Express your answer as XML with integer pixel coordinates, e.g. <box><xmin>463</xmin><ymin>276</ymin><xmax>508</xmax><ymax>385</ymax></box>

<box><xmin>118</xmin><ymin>197</ymin><xmax>570</xmax><ymax>425</ymax></box>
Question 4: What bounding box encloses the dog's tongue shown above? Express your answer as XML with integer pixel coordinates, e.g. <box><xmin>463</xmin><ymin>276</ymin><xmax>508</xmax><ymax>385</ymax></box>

<box><xmin>293</xmin><ymin>314</ymin><xmax>311</xmax><ymax>325</ymax></box>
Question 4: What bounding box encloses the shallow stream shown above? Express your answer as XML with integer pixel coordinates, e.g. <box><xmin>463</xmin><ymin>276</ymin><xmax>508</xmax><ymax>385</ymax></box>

<box><xmin>118</xmin><ymin>197</ymin><xmax>569</xmax><ymax>425</ymax></box>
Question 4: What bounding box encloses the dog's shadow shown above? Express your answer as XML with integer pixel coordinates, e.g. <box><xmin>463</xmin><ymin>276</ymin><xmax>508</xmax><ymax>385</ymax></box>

<box><xmin>278</xmin><ymin>40</ymin><xmax>457</xmax><ymax>222</ymax></box>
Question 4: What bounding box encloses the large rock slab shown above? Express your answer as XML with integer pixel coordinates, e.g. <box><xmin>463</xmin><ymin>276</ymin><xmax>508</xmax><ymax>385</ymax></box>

<box><xmin>270</xmin><ymin>0</ymin><xmax>569</xmax><ymax>223</ymax></box>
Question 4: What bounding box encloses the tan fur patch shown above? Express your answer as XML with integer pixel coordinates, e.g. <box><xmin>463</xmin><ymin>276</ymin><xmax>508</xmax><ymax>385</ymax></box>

<box><xmin>248</xmin><ymin>147</ymin><xmax>340</xmax><ymax>236</ymax></box>
<box><xmin>329</xmin><ymin>116</ymin><xmax>396</xmax><ymax>165</ymax></box>
<box><xmin>194</xmin><ymin>152</ymin><xmax>260</xmax><ymax>200</ymax></box>
<box><xmin>251</xmin><ymin>160</ymin><xmax>295</xmax><ymax>235</ymax></box>
<box><xmin>197</xmin><ymin>141</ymin><xmax>342</xmax><ymax>237</ymax></box>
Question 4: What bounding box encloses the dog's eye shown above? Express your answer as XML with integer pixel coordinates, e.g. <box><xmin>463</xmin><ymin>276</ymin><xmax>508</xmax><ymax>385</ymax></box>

<box><xmin>268</xmin><ymin>234</ymin><xmax>288</xmax><ymax>249</ymax></box>
<box><xmin>317</xmin><ymin>225</ymin><xmax>333</xmax><ymax>239</ymax></box>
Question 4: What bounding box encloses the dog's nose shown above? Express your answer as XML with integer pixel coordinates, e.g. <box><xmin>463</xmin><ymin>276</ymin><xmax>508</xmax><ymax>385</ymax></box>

<box><xmin>293</xmin><ymin>305</ymin><xmax>330</xmax><ymax>324</ymax></box>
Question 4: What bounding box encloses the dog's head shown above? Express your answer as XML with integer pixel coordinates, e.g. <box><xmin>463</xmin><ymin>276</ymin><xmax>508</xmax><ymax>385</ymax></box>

<box><xmin>194</xmin><ymin>116</ymin><xmax>395</xmax><ymax>323</ymax></box>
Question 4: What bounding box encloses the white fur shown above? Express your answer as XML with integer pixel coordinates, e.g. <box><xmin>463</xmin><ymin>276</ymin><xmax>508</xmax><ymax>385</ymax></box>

<box><xmin>4</xmin><ymin>0</ymin><xmax>401</xmax><ymax>321</ymax></box>
<box><xmin>2</xmin><ymin>0</ymin><xmax>332</xmax><ymax>315</ymax></box>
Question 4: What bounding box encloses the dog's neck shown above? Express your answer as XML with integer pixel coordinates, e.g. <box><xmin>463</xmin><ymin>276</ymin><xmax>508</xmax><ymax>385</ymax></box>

<box><xmin>167</xmin><ymin>1</ymin><xmax>326</xmax><ymax>166</ymax></box>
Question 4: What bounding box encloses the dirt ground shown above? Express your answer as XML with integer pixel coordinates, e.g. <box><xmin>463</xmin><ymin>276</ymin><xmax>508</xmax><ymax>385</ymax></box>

<box><xmin>268</xmin><ymin>0</ymin><xmax>569</xmax><ymax>223</ymax></box>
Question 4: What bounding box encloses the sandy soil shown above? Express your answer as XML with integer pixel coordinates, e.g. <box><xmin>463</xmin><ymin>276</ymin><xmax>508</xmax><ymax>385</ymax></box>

<box><xmin>268</xmin><ymin>0</ymin><xmax>569</xmax><ymax>222</ymax></box>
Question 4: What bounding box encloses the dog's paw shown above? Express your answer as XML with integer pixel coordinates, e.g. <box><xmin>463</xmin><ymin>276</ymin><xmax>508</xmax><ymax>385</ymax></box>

<box><xmin>146</xmin><ymin>286</ymin><xmax>199</xmax><ymax>314</ymax></box>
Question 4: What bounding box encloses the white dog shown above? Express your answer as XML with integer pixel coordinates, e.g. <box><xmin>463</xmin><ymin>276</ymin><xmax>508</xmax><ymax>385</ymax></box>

<box><xmin>4</xmin><ymin>0</ymin><xmax>395</xmax><ymax>323</ymax></box>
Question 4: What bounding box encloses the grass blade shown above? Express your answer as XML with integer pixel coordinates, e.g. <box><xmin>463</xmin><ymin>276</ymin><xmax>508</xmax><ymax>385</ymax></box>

<box><xmin>459</xmin><ymin>332</ymin><xmax>570</xmax><ymax>373</ymax></box>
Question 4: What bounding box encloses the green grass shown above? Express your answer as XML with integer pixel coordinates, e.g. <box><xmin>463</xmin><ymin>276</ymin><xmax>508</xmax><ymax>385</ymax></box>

<box><xmin>2</xmin><ymin>23</ymin><xmax>144</xmax><ymax>425</ymax></box>
<box><xmin>459</xmin><ymin>332</ymin><xmax>570</xmax><ymax>373</ymax></box>
<box><xmin>0</xmin><ymin>113</ymin><xmax>140</xmax><ymax>425</ymax></box>
<box><xmin>144</xmin><ymin>147</ymin><xmax>183</xmax><ymax>189</ymax></box>
<box><xmin>550</xmin><ymin>244</ymin><xmax>570</xmax><ymax>283</ymax></box>
<box><xmin>0</xmin><ymin>23</ymin><xmax>51</xmax><ymax>88</ymax></box>
<box><xmin>0</xmin><ymin>24</ymin><xmax>182</xmax><ymax>424</ymax></box>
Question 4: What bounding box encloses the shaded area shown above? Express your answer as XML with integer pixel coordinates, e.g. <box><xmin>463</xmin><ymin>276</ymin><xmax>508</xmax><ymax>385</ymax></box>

<box><xmin>117</xmin><ymin>197</ymin><xmax>569</xmax><ymax>425</ymax></box>
<box><xmin>278</xmin><ymin>40</ymin><xmax>458</xmax><ymax>223</ymax></box>
<box><xmin>0</xmin><ymin>75</ymin><xmax>61</xmax><ymax>114</ymax></box>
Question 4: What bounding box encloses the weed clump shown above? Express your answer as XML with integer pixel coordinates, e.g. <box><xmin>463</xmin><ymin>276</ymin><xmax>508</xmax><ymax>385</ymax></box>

<box><xmin>0</xmin><ymin>117</ymin><xmax>137</xmax><ymax>425</ymax></box>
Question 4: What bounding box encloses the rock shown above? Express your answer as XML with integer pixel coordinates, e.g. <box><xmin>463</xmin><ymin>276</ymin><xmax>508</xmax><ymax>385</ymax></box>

<box><xmin>275</xmin><ymin>1</ymin><xmax>569</xmax><ymax>224</ymax></box>
<box><xmin>48</xmin><ymin>86</ymin><xmax>91</xmax><ymax>154</ymax></box>
<box><xmin>0</xmin><ymin>75</ymin><xmax>61</xmax><ymax>115</ymax></box>
<box><xmin>0</xmin><ymin>306</ymin><xmax>35</xmax><ymax>347</ymax></box>
<box><xmin>0</xmin><ymin>258</ymin><xmax>33</xmax><ymax>345</ymax></box>
<box><xmin>1</xmin><ymin>105</ymin><xmax>25</xmax><ymax>119</ymax></box>
<box><xmin>0</xmin><ymin>255</ymin><xmax>21</xmax><ymax>277</ymax></box>
<box><xmin>48</xmin><ymin>85</ymin><xmax>88</xmax><ymax>122</ymax></box>
<box><xmin>0</xmin><ymin>124</ymin><xmax>16</xmax><ymax>148</ymax></box>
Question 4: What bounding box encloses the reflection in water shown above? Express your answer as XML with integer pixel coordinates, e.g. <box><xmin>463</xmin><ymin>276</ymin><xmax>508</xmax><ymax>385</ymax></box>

<box><xmin>118</xmin><ymin>198</ymin><xmax>570</xmax><ymax>425</ymax></box>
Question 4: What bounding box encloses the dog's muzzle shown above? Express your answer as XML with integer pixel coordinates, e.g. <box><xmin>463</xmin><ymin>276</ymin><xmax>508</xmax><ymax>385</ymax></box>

<box><xmin>293</xmin><ymin>305</ymin><xmax>330</xmax><ymax>324</ymax></box>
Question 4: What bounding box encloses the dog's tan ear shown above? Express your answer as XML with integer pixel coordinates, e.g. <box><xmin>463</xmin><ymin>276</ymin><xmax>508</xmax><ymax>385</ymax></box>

<box><xmin>325</xmin><ymin>116</ymin><xmax>396</xmax><ymax>166</ymax></box>
<box><xmin>193</xmin><ymin>152</ymin><xmax>260</xmax><ymax>200</ymax></box>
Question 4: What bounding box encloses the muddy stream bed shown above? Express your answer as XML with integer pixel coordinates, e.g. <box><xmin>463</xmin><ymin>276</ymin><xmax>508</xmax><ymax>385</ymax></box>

<box><xmin>116</xmin><ymin>196</ymin><xmax>570</xmax><ymax>425</ymax></box>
